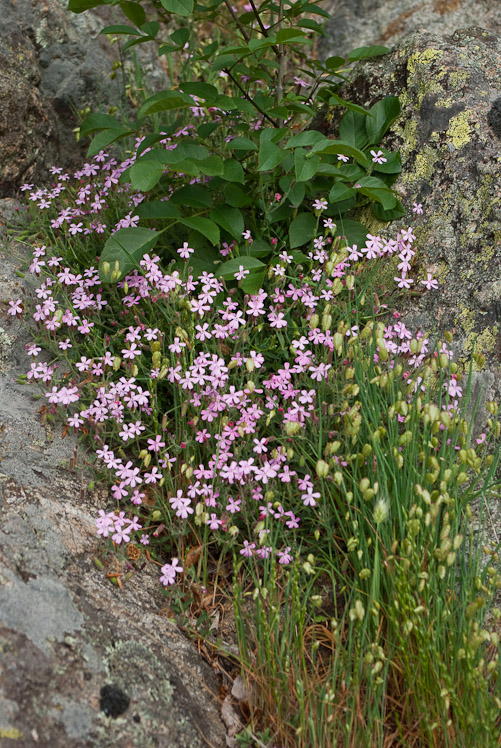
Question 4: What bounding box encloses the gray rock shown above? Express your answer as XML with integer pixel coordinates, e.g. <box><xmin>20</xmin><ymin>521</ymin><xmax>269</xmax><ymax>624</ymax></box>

<box><xmin>318</xmin><ymin>27</ymin><xmax>501</xmax><ymax>413</ymax></box>
<box><xmin>0</xmin><ymin>235</ymin><xmax>226</xmax><ymax>747</ymax></box>
<box><xmin>0</xmin><ymin>0</ymin><xmax>168</xmax><ymax>196</ymax></box>
<box><xmin>320</xmin><ymin>0</ymin><xmax>501</xmax><ymax>58</ymax></box>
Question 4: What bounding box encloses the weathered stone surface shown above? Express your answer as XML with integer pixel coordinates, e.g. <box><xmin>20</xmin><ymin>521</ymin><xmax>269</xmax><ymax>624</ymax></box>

<box><xmin>321</xmin><ymin>0</ymin><xmax>501</xmax><ymax>58</ymax></box>
<box><xmin>0</xmin><ymin>0</ymin><xmax>168</xmax><ymax>196</ymax></box>
<box><xmin>0</xmin><ymin>232</ymin><xmax>226</xmax><ymax>746</ymax></box>
<box><xmin>320</xmin><ymin>27</ymin><xmax>501</xmax><ymax>413</ymax></box>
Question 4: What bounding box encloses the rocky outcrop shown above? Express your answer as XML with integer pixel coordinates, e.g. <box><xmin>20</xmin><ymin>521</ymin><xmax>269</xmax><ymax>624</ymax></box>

<box><xmin>0</xmin><ymin>229</ymin><xmax>227</xmax><ymax>747</ymax></box>
<box><xmin>320</xmin><ymin>27</ymin><xmax>501</xmax><ymax>414</ymax></box>
<box><xmin>320</xmin><ymin>0</ymin><xmax>501</xmax><ymax>58</ymax></box>
<box><xmin>0</xmin><ymin>0</ymin><xmax>167</xmax><ymax>196</ymax></box>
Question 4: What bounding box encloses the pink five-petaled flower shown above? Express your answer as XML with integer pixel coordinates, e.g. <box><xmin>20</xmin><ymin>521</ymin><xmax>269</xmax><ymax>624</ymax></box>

<box><xmin>312</xmin><ymin>198</ymin><xmax>328</xmax><ymax>211</ymax></box>
<box><xmin>242</xmin><ymin>229</ymin><xmax>252</xmax><ymax>242</ymax></box>
<box><xmin>159</xmin><ymin>557</ymin><xmax>183</xmax><ymax>586</ymax></box>
<box><xmin>370</xmin><ymin>149</ymin><xmax>387</xmax><ymax>164</ymax></box>
<box><xmin>234</xmin><ymin>265</ymin><xmax>250</xmax><ymax>281</ymax></box>
<box><xmin>277</xmin><ymin>547</ymin><xmax>293</xmax><ymax>565</ymax></box>
<box><xmin>421</xmin><ymin>273</ymin><xmax>438</xmax><ymax>290</ymax></box>
<box><xmin>177</xmin><ymin>242</ymin><xmax>194</xmax><ymax>260</ymax></box>
<box><xmin>7</xmin><ymin>299</ymin><xmax>23</xmax><ymax>316</ymax></box>
<box><xmin>412</xmin><ymin>202</ymin><xmax>423</xmax><ymax>215</ymax></box>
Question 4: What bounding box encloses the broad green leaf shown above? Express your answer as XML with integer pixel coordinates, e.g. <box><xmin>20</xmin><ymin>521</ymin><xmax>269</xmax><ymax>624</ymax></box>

<box><xmin>294</xmin><ymin>149</ymin><xmax>320</xmax><ymax>182</ymax></box>
<box><xmin>225</xmin><ymin>184</ymin><xmax>252</xmax><ymax>207</ymax></box>
<box><xmin>221</xmin><ymin>159</ymin><xmax>245</xmax><ymax>184</ymax></box>
<box><xmin>179</xmin><ymin>217</ymin><xmax>220</xmax><ymax>246</ymax></box>
<box><xmin>338</xmin><ymin>164</ymin><xmax>364</xmax><ymax>181</ymax></box>
<box><xmin>315</xmin><ymin>163</ymin><xmax>345</xmax><ymax>177</ymax></box>
<box><xmin>276</xmin><ymin>28</ymin><xmax>308</xmax><ymax>43</ymax></box>
<box><xmin>120</xmin><ymin>1</ymin><xmax>146</xmax><ymax>26</ymax></box>
<box><xmin>312</xmin><ymin>140</ymin><xmax>369</xmax><ymax>167</ymax></box>
<box><xmin>359</xmin><ymin>187</ymin><xmax>397</xmax><ymax>210</ymax></box>
<box><xmin>129</xmin><ymin>160</ymin><xmax>165</xmax><ymax>191</ymax></box>
<box><xmin>284</xmin><ymin>130</ymin><xmax>329</xmax><ymax>149</ymax></box>
<box><xmin>227</xmin><ymin>136</ymin><xmax>257</xmax><ymax>152</ymax></box>
<box><xmin>372</xmin><ymin>149</ymin><xmax>402</xmax><ymax>174</ymax></box>
<box><xmin>258</xmin><ymin>141</ymin><xmax>287</xmax><ymax>172</ymax></box>
<box><xmin>291</xmin><ymin>250</ymin><xmax>311</xmax><ymax>263</ymax></box>
<box><xmin>329</xmin><ymin>94</ymin><xmax>369</xmax><ymax>117</ymax></box>
<box><xmin>329</xmin><ymin>182</ymin><xmax>356</xmax><ymax>204</ymax></box>
<box><xmin>210</xmin><ymin>207</ymin><xmax>244</xmax><ymax>240</ymax></box>
<box><xmin>80</xmin><ymin>112</ymin><xmax>123</xmax><ymax>137</ymax></box>
<box><xmin>218</xmin><ymin>256</ymin><xmax>265</xmax><ymax>280</ymax></box>
<box><xmin>248</xmin><ymin>37</ymin><xmax>278</xmax><ymax>52</ymax></box>
<box><xmin>135</xmin><ymin>200</ymin><xmax>180</xmax><ymax>219</ymax></box>
<box><xmin>68</xmin><ymin>0</ymin><xmax>106</xmax><ymax>11</ymax></box>
<box><xmin>100</xmin><ymin>24</ymin><xmax>144</xmax><ymax>35</ymax></box>
<box><xmin>289</xmin><ymin>212</ymin><xmax>317</xmax><ymax>248</ymax></box>
<box><xmin>87</xmin><ymin>128</ymin><xmax>134</xmax><ymax>157</ymax></box>
<box><xmin>196</xmin><ymin>155</ymin><xmax>224</xmax><ymax>176</ymax></box>
<box><xmin>99</xmin><ymin>227</ymin><xmax>160</xmax><ymax>282</ymax></box>
<box><xmin>289</xmin><ymin>182</ymin><xmax>305</xmax><ymax>207</ymax></box>
<box><xmin>180</xmin><ymin>82</ymin><xmax>218</xmax><ymax>100</ymax></box>
<box><xmin>171</xmin><ymin>27</ymin><xmax>190</xmax><ymax>46</ymax></box>
<box><xmin>372</xmin><ymin>199</ymin><xmax>406</xmax><ymax>221</ymax></box>
<box><xmin>242</xmin><ymin>239</ymin><xmax>272</xmax><ymax>258</ymax></box>
<box><xmin>365</xmin><ymin>96</ymin><xmax>401</xmax><ymax>144</ymax></box>
<box><xmin>334</xmin><ymin>219</ymin><xmax>367</xmax><ymax>248</ymax></box>
<box><xmin>122</xmin><ymin>34</ymin><xmax>156</xmax><ymax>52</ymax></box>
<box><xmin>139</xmin><ymin>21</ymin><xmax>159</xmax><ymax>36</ymax></box>
<box><xmin>170</xmin><ymin>185</ymin><xmax>213</xmax><ymax>208</ymax></box>
<box><xmin>197</xmin><ymin>122</ymin><xmax>220</xmax><ymax>139</ymax></box>
<box><xmin>241</xmin><ymin>271</ymin><xmax>265</xmax><ymax>295</ymax></box>
<box><xmin>339</xmin><ymin>110</ymin><xmax>368</xmax><ymax>149</ymax></box>
<box><xmin>138</xmin><ymin>90</ymin><xmax>194</xmax><ymax>118</ymax></box>
<box><xmin>324</xmin><ymin>55</ymin><xmax>345</xmax><ymax>70</ymax></box>
<box><xmin>159</xmin><ymin>0</ymin><xmax>193</xmax><ymax>16</ymax></box>
<box><xmin>348</xmin><ymin>45</ymin><xmax>390</xmax><ymax>62</ymax></box>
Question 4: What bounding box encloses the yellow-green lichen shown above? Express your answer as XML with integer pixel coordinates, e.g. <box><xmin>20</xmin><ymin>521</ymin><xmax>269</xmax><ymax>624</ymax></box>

<box><xmin>0</xmin><ymin>728</ymin><xmax>24</xmax><ymax>739</ymax></box>
<box><xmin>402</xmin><ymin>145</ymin><xmax>440</xmax><ymax>185</ymax></box>
<box><xmin>463</xmin><ymin>326</ymin><xmax>499</xmax><ymax>367</ymax></box>
<box><xmin>446</xmin><ymin>110</ymin><xmax>472</xmax><ymax>149</ymax></box>
<box><xmin>455</xmin><ymin>305</ymin><xmax>476</xmax><ymax>335</ymax></box>
<box><xmin>407</xmin><ymin>48</ymin><xmax>444</xmax><ymax>75</ymax></box>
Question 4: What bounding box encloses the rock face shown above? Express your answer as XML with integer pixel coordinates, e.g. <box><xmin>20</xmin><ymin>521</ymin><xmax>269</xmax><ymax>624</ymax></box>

<box><xmin>0</xmin><ymin>0</ymin><xmax>167</xmax><ymax>196</ymax></box>
<box><xmin>321</xmin><ymin>0</ymin><xmax>501</xmax><ymax>58</ymax></box>
<box><xmin>0</xmin><ymin>232</ymin><xmax>227</xmax><ymax>747</ymax></box>
<box><xmin>320</xmin><ymin>27</ymin><xmax>501</xmax><ymax>414</ymax></box>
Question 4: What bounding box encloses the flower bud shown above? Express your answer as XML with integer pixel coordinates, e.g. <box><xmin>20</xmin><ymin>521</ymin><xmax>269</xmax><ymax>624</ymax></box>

<box><xmin>316</xmin><ymin>459</ymin><xmax>329</xmax><ymax>478</ymax></box>
<box><xmin>113</xmin><ymin>356</ymin><xmax>121</xmax><ymax>371</ymax></box>
<box><xmin>101</xmin><ymin>261</ymin><xmax>111</xmax><ymax>276</ymax></box>
<box><xmin>309</xmin><ymin>314</ymin><xmax>319</xmax><ymax>330</ymax></box>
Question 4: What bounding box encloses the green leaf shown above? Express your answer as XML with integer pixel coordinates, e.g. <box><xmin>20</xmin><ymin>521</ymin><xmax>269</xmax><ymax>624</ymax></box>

<box><xmin>86</xmin><ymin>127</ymin><xmax>134</xmax><ymax>157</ymax></box>
<box><xmin>328</xmin><ymin>94</ymin><xmax>369</xmax><ymax>117</ymax></box>
<box><xmin>289</xmin><ymin>182</ymin><xmax>305</xmax><ymax>206</ymax></box>
<box><xmin>227</xmin><ymin>136</ymin><xmax>257</xmax><ymax>152</ymax></box>
<box><xmin>312</xmin><ymin>140</ymin><xmax>369</xmax><ymax>167</ymax></box>
<box><xmin>315</xmin><ymin>163</ymin><xmax>345</xmax><ymax>177</ymax></box>
<box><xmin>68</xmin><ymin>0</ymin><xmax>106</xmax><ymax>12</ymax></box>
<box><xmin>179</xmin><ymin>217</ymin><xmax>220</xmax><ymax>246</ymax></box>
<box><xmin>284</xmin><ymin>130</ymin><xmax>328</xmax><ymax>149</ymax></box>
<box><xmin>139</xmin><ymin>21</ymin><xmax>159</xmax><ymax>36</ymax></box>
<box><xmin>100</xmin><ymin>24</ymin><xmax>144</xmax><ymax>35</ymax></box>
<box><xmin>221</xmin><ymin>159</ymin><xmax>245</xmax><ymax>184</ymax></box>
<box><xmin>325</xmin><ymin>55</ymin><xmax>345</xmax><ymax>70</ymax></box>
<box><xmin>138</xmin><ymin>90</ymin><xmax>194</xmax><ymax>118</ymax></box>
<box><xmin>241</xmin><ymin>271</ymin><xmax>265</xmax><ymax>295</ymax></box>
<box><xmin>225</xmin><ymin>184</ymin><xmax>252</xmax><ymax>207</ymax></box>
<box><xmin>258</xmin><ymin>141</ymin><xmax>287</xmax><ymax>172</ymax></box>
<box><xmin>171</xmin><ymin>27</ymin><xmax>190</xmax><ymax>46</ymax></box>
<box><xmin>130</xmin><ymin>160</ymin><xmax>165</xmax><ymax>191</ymax></box>
<box><xmin>120</xmin><ymin>1</ymin><xmax>146</xmax><ymax>26</ymax></box>
<box><xmin>218</xmin><ymin>256</ymin><xmax>265</xmax><ymax>280</ymax></box>
<box><xmin>339</xmin><ymin>110</ymin><xmax>368</xmax><ymax>149</ymax></box>
<box><xmin>180</xmin><ymin>82</ymin><xmax>218</xmax><ymax>100</ymax></box>
<box><xmin>196</xmin><ymin>155</ymin><xmax>224</xmax><ymax>176</ymax></box>
<box><xmin>276</xmin><ymin>28</ymin><xmax>307</xmax><ymax>43</ymax></box>
<box><xmin>242</xmin><ymin>238</ymin><xmax>272</xmax><ymax>258</ymax></box>
<box><xmin>99</xmin><ymin>227</ymin><xmax>160</xmax><ymax>282</ymax></box>
<box><xmin>372</xmin><ymin>199</ymin><xmax>406</xmax><ymax>221</ymax></box>
<box><xmin>197</xmin><ymin>122</ymin><xmax>220</xmax><ymax>139</ymax></box>
<box><xmin>348</xmin><ymin>45</ymin><xmax>390</xmax><ymax>62</ymax></box>
<box><xmin>289</xmin><ymin>212</ymin><xmax>317</xmax><ymax>248</ymax></box>
<box><xmin>80</xmin><ymin>112</ymin><xmax>123</xmax><ymax>137</ymax></box>
<box><xmin>365</xmin><ymin>96</ymin><xmax>401</xmax><ymax>144</ymax></box>
<box><xmin>210</xmin><ymin>207</ymin><xmax>244</xmax><ymax>240</ymax></box>
<box><xmin>170</xmin><ymin>184</ymin><xmax>213</xmax><ymax>208</ymax></box>
<box><xmin>329</xmin><ymin>182</ymin><xmax>356</xmax><ymax>204</ymax></box>
<box><xmin>359</xmin><ymin>187</ymin><xmax>397</xmax><ymax>210</ymax></box>
<box><xmin>135</xmin><ymin>200</ymin><xmax>180</xmax><ymax>219</ymax></box>
<box><xmin>372</xmin><ymin>149</ymin><xmax>402</xmax><ymax>174</ymax></box>
<box><xmin>159</xmin><ymin>0</ymin><xmax>193</xmax><ymax>16</ymax></box>
<box><xmin>295</xmin><ymin>149</ymin><xmax>320</xmax><ymax>182</ymax></box>
<box><xmin>334</xmin><ymin>219</ymin><xmax>367</xmax><ymax>248</ymax></box>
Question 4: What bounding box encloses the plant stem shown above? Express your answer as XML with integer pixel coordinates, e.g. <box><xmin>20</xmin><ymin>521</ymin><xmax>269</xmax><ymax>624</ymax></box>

<box><xmin>224</xmin><ymin>68</ymin><xmax>279</xmax><ymax>127</ymax></box>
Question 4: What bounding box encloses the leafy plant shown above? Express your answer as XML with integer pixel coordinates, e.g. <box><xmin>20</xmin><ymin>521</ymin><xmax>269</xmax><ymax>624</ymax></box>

<box><xmin>68</xmin><ymin>0</ymin><xmax>402</xmax><ymax>285</ymax></box>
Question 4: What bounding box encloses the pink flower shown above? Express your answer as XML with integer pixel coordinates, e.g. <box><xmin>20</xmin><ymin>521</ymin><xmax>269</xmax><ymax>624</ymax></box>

<box><xmin>370</xmin><ymin>149</ymin><xmax>387</xmax><ymax>164</ymax></box>
<box><xmin>177</xmin><ymin>242</ymin><xmax>194</xmax><ymax>260</ymax></box>
<box><xmin>421</xmin><ymin>273</ymin><xmax>438</xmax><ymax>290</ymax></box>
<box><xmin>234</xmin><ymin>265</ymin><xmax>250</xmax><ymax>281</ymax></box>
<box><xmin>7</xmin><ymin>299</ymin><xmax>23</xmax><ymax>316</ymax></box>
<box><xmin>159</xmin><ymin>557</ymin><xmax>183</xmax><ymax>586</ymax></box>
<box><xmin>412</xmin><ymin>202</ymin><xmax>423</xmax><ymax>215</ymax></box>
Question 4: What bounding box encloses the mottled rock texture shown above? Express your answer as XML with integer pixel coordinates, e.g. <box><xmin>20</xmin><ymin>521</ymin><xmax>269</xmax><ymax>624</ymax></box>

<box><xmin>321</xmin><ymin>0</ymin><xmax>501</xmax><ymax>58</ymax></box>
<box><xmin>0</xmin><ymin>232</ymin><xmax>226</xmax><ymax>747</ymax></box>
<box><xmin>0</xmin><ymin>0</ymin><xmax>167</xmax><ymax>196</ymax></box>
<box><xmin>319</xmin><ymin>27</ymin><xmax>501</xmax><ymax>416</ymax></box>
